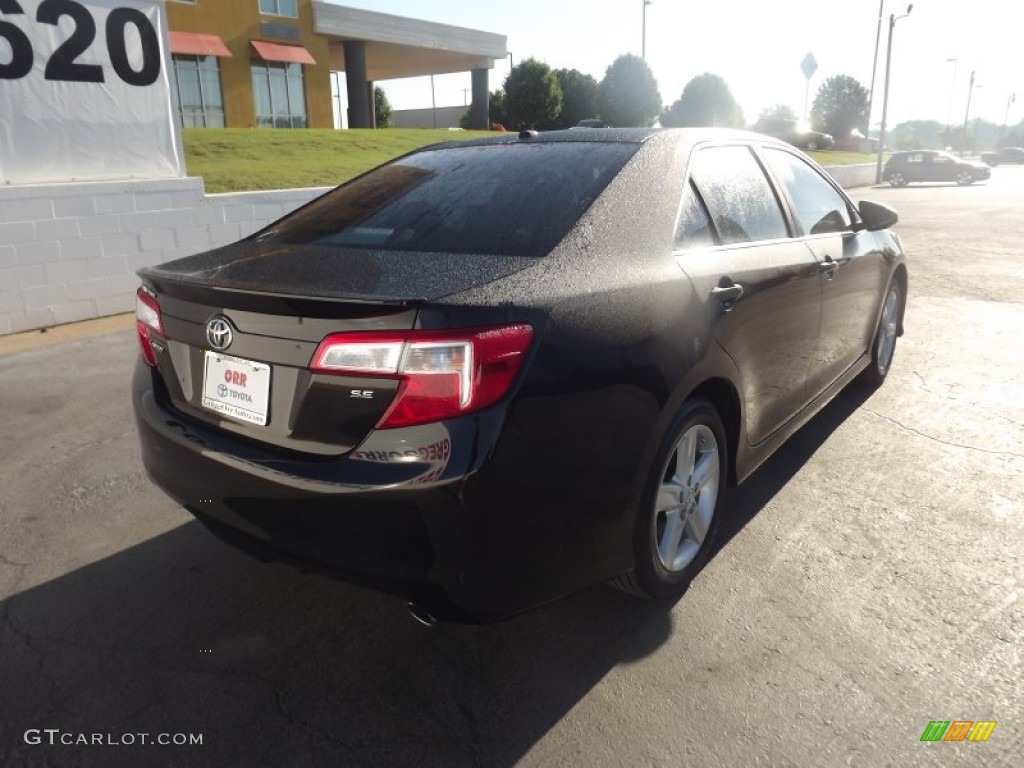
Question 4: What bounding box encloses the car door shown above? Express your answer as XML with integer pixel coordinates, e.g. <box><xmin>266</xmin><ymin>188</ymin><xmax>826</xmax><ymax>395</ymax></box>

<box><xmin>928</xmin><ymin>153</ymin><xmax>958</xmax><ymax>182</ymax></box>
<box><xmin>759</xmin><ymin>147</ymin><xmax>888</xmax><ymax>395</ymax></box>
<box><xmin>902</xmin><ymin>152</ymin><xmax>926</xmax><ymax>182</ymax></box>
<box><xmin>675</xmin><ymin>144</ymin><xmax>823</xmax><ymax>446</ymax></box>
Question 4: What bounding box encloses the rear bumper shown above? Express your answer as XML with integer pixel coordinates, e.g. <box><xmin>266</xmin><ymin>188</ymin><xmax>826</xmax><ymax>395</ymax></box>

<box><xmin>133</xmin><ymin>363</ymin><xmax>621</xmax><ymax>622</ymax></box>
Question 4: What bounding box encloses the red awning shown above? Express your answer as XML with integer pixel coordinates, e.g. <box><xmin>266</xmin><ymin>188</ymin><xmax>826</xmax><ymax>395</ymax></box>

<box><xmin>168</xmin><ymin>32</ymin><xmax>232</xmax><ymax>58</ymax></box>
<box><xmin>250</xmin><ymin>40</ymin><xmax>316</xmax><ymax>66</ymax></box>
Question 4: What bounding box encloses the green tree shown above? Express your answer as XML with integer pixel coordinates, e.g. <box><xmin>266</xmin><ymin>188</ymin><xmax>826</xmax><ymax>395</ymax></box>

<box><xmin>752</xmin><ymin>104</ymin><xmax>798</xmax><ymax>137</ymax></box>
<box><xmin>460</xmin><ymin>89</ymin><xmax>509</xmax><ymax>130</ymax></box>
<box><xmin>545</xmin><ymin>69</ymin><xmax>599</xmax><ymax>129</ymax></box>
<box><xmin>661</xmin><ymin>73</ymin><xmax>744</xmax><ymax>128</ymax></box>
<box><xmin>597</xmin><ymin>54</ymin><xmax>661</xmax><ymax>127</ymax></box>
<box><xmin>810</xmin><ymin>75</ymin><xmax>868</xmax><ymax>139</ymax></box>
<box><xmin>503</xmin><ymin>59</ymin><xmax>562</xmax><ymax>130</ymax></box>
<box><xmin>754</xmin><ymin>104</ymin><xmax>797</xmax><ymax>127</ymax></box>
<box><xmin>374</xmin><ymin>86</ymin><xmax>393</xmax><ymax>128</ymax></box>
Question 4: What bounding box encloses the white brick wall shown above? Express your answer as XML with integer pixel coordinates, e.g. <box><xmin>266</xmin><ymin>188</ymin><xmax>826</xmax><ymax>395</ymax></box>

<box><xmin>0</xmin><ymin>178</ymin><xmax>329</xmax><ymax>336</ymax></box>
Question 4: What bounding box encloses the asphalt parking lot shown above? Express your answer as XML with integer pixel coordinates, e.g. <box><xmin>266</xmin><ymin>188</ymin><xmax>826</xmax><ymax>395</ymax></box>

<box><xmin>1</xmin><ymin>167</ymin><xmax>1021</xmax><ymax>767</ymax></box>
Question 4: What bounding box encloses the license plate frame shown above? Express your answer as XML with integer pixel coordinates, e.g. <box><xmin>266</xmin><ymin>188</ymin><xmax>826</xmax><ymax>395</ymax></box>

<box><xmin>201</xmin><ymin>351</ymin><xmax>271</xmax><ymax>426</ymax></box>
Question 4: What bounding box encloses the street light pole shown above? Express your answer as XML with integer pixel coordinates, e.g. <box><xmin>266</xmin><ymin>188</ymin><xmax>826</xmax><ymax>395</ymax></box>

<box><xmin>866</xmin><ymin>0</ymin><xmax>885</xmax><ymax>135</ymax></box>
<box><xmin>1003</xmin><ymin>92</ymin><xmax>1017</xmax><ymax>143</ymax></box>
<box><xmin>944</xmin><ymin>57</ymin><xmax>958</xmax><ymax>147</ymax></box>
<box><xmin>642</xmin><ymin>0</ymin><xmax>652</xmax><ymax>60</ymax></box>
<box><xmin>875</xmin><ymin>4</ymin><xmax>913</xmax><ymax>184</ymax></box>
<box><xmin>961</xmin><ymin>70</ymin><xmax>976</xmax><ymax>156</ymax></box>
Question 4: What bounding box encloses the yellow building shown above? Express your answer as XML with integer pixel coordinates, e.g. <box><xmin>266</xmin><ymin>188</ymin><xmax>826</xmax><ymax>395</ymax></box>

<box><xmin>164</xmin><ymin>0</ymin><xmax>507</xmax><ymax>130</ymax></box>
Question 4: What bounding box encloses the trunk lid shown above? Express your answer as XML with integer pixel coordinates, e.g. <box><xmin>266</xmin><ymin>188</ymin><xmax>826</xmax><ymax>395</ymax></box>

<box><xmin>138</xmin><ymin>244</ymin><xmax>535</xmax><ymax>456</ymax></box>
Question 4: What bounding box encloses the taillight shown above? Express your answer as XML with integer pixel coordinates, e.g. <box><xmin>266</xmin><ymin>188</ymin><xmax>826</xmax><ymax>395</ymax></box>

<box><xmin>311</xmin><ymin>324</ymin><xmax>534</xmax><ymax>428</ymax></box>
<box><xmin>135</xmin><ymin>287</ymin><xmax>163</xmax><ymax>367</ymax></box>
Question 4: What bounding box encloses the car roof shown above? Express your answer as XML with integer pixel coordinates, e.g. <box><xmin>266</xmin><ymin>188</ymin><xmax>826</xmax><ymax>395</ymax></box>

<box><xmin>421</xmin><ymin>127</ymin><xmax>792</xmax><ymax>152</ymax></box>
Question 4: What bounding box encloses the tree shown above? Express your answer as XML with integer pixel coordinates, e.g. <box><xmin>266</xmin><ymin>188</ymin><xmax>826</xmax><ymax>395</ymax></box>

<box><xmin>545</xmin><ymin>69</ymin><xmax>599</xmax><ymax>129</ymax></box>
<box><xmin>661</xmin><ymin>73</ymin><xmax>744</xmax><ymax>128</ymax></box>
<box><xmin>488</xmin><ymin>89</ymin><xmax>510</xmax><ymax>129</ymax></box>
<box><xmin>889</xmin><ymin>119</ymin><xmax>943</xmax><ymax>150</ymax></box>
<box><xmin>460</xmin><ymin>89</ymin><xmax>509</xmax><ymax>130</ymax></box>
<box><xmin>754</xmin><ymin>104</ymin><xmax>797</xmax><ymax>128</ymax></box>
<box><xmin>752</xmin><ymin>103</ymin><xmax>798</xmax><ymax>137</ymax></box>
<box><xmin>597</xmin><ymin>54</ymin><xmax>661</xmax><ymax>127</ymax></box>
<box><xmin>503</xmin><ymin>59</ymin><xmax>562</xmax><ymax>130</ymax></box>
<box><xmin>810</xmin><ymin>75</ymin><xmax>868</xmax><ymax>139</ymax></box>
<box><xmin>374</xmin><ymin>86</ymin><xmax>392</xmax><ymax>128</ymax></box>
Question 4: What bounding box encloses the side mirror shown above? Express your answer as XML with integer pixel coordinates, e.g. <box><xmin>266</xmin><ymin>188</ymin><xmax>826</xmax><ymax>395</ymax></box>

<box><xmin>857</xmin><ymin>200</ymin><xmax>898</xmax><ymax>231</ymax></box>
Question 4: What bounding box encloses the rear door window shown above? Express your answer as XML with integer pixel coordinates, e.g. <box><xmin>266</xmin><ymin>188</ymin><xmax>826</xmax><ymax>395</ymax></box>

<box><xmin>257</xmin><ymin>142</ymin><xmax>638</xmax><ymax>257</ymax></box>
<box><xmin>689</xmin><ymin>146</ymin><xmax>789</xmax><ymax>244</ymax></box>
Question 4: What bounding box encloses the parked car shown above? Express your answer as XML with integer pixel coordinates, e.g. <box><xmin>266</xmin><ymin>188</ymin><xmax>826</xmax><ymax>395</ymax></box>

<box><xmin>883</xmin><ymin>150</ymin><xmax>991</xmax><ymax>186</ymax></box>
<box><xmin>786</xmin><ymin>129</ymin><xmax>834</xmax><ymax>151</ymax></box>
<box><xmin>981</xmin><ymin>146</ymin><xmax>1024</xmax><ymax>166</ymax></box>
<box><xmin>133</xmin><ymin>129</ymin><xmax>907</xmax><ymax>623</ymax></box>
<box><xmin>754</xmin><ymin>118</ymin><xmax>834</xmax><ymax>151</ymax></box>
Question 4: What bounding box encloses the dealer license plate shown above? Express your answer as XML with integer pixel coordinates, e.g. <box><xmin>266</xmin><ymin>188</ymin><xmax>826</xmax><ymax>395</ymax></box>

<box><xmin>201</xmin><ymin>351</ymin><xmax>271</xmax><ymax>426</ymax></box>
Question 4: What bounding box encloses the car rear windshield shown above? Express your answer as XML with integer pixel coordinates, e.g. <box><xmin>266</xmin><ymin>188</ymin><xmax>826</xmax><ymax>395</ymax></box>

<box><xmin>254</xmin><ymin>142</ymin><xmax>638</xmax><ymax>258</ymax></box>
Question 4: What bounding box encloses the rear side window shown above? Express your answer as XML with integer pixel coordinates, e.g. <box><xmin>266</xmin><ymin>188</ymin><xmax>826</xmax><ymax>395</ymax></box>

<box><xmin>689</xmin><ymin>146</ymin><xmax>789</xmax><ymax>244</ymax></box>
<box><xmin>762</xmin><ymin>149</ymin><xmax>851</xmax><ymax>236</ymax></box>
<box><xmin>257</xmin><ymin>142</ymin><xmax>638</xmax><ymax>257</ymax></box>
<box><xmin>674</xmin><ymin>181</ymin><xmax>717</xmax><ymax>250</ymax></box>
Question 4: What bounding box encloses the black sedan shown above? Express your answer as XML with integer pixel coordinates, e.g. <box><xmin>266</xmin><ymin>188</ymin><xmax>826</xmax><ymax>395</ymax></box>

<box><xmin>981</xmin><ymin>146</ymin><xmax>1024</xmax><ymax>166</ymax></box>
<box><xmin>883</xmin><ymin>150</ymin><xmax>991</xmax><ymax>186</ymax></box>
<box><xmin>133</xmin><ymin>129</ymin><xmax>907</xmax><ymax>623</ymax></box>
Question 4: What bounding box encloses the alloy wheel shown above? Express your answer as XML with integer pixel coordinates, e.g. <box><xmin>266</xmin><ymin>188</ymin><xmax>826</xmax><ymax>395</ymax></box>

<box><xmin>875</xmin><ymin>287</ymin><xmax>899</xmax><ymax>376</ymax></box>
<box><xmin>653</xmin><ymin>424</ymin><xmax>720</xmax><ymax>572</ymax></box>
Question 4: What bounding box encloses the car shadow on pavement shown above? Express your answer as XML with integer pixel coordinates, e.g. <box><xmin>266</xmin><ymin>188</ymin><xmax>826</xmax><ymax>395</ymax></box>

<box><xmin>0</xmin><ymin>518</ymin><xmax>674</xmax><ymax>767</ymax></box>
<box><xmin>0</xmin><ymin>386</ymin><xmax>871</xmax><ymax>768</ymax></box>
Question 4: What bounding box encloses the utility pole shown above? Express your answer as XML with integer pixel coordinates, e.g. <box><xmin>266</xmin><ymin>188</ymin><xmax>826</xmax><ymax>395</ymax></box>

<box><xmin>1002</xmin><ymin>92</ymin><xmax>1016</xmax><ymax>144</ymax></box>
<box><xmin>866</xmin><ymin>0</ymin><xmax>885</xmax><ymax>135</ymax></box>
<box><xmin>961</xmin><ymin>70</ymin><xmax>975</xmax><ymax>156</ymax></box>
<box><xmin>875</xmin><ymin>5</ymin><xmax>914</xmax><ymax>184</ymax></box>
<box><xmin>642</xmin><ymin>0</ymin><xmax>652</xmax><ymax>60</ymax></box>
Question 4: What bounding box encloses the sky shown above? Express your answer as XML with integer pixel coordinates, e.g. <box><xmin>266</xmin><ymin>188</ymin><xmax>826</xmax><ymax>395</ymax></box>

<box><xmin>331</xmin><ymin>0</ymin><xmax>1023</xmax><ymax>130</ymax></box>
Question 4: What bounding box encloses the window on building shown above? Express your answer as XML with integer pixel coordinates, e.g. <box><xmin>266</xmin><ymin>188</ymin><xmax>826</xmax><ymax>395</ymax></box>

<box><xmin>172</xmin><ymin>55</ymin><xmax>225</xmax><ymax>128</ymax></box>
<box><xmin>259</xmin><ymin>0</ymin><xmax>298</xmax><ymax>17</ymax></box>
<box><xmin>251</xmin><ymin>61</ymin><xmax>307</xmax><ymax>128</ymax></box>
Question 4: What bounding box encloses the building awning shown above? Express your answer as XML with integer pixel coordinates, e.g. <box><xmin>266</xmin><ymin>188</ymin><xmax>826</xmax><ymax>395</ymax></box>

<box><xmin>168</xmin><ymin>32</ymin><xmax>232</xmax><ymax>58</ymax></box>
<box><xmin>250</xmin><ymin>40</ymin><xmax>317</xmax><ymax>66</ymax></box>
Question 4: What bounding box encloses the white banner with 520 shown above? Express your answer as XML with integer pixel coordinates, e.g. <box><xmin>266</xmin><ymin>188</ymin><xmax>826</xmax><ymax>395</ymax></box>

<box><xmin>0</xmin><ymin>0</ymin><xmax>183</xmax><ymax>185</ymax></box>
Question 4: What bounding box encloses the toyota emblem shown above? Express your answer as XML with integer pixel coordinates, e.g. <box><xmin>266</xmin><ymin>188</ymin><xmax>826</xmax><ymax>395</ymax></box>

<box><xmin>206</xmin><ymin>316</ymin><xmax>233</xmax><ymax>351</ymax></box>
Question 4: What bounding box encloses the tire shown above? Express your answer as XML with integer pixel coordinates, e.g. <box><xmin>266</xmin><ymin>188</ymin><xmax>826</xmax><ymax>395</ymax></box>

<box><xmin>612</xmin><ymin>398</ymin><xmax>728</xmax><ymax>599</ymax></box>
<box><xmin>956</xmin><ymin>170</ymin><xmax>974</xmax><ymax>185</ymax></box>
<box><xmin>888</xmin><ymin>172</ymin><xmax>907</xmax><ymax>187</ymax></box>
<box><xmin>861</xmin><ymin>281</ymin><xmax>902</xmax><ymax>388</ymax></box>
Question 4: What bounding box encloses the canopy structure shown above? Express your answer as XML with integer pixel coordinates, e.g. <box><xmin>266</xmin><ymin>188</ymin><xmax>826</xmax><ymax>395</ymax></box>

<box><xmin>312</xmin><ymin>2</ymin><xmax>507</xmax><ymax>128</ymax></box>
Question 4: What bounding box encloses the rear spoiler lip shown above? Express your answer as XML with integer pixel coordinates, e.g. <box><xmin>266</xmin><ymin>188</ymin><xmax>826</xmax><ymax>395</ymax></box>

<box><xmin>137</xmin><ymin>269</ymin><xmax>422</xmax><ymax>309</ymax></box>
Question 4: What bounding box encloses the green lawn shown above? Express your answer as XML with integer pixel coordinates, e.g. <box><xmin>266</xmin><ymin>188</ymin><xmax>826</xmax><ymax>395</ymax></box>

<box><xmin>808</xmin><ymin>150</ymin><xmax>880</xmax><ymax>166</ymax></box>
<box><xmin>181</xmin><ymin>129</ymin><xmax>880</xmax><ymax>193</ymax></box>
<box><xmin>182</xmin><ymin>128</ymin><xmax>492</xmax><ymax>193</ymax></box>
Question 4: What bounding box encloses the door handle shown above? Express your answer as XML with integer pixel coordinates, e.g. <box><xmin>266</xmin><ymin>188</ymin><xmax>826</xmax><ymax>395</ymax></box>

<box><xmin>819</xmin><ymin>257</ymin><xmax>839</xmax><ymax>279</ymax></box>
<box><xmin>710</xmin><ymin>282</ymin><xmax>744</xmax><ymax>309</ymax></box>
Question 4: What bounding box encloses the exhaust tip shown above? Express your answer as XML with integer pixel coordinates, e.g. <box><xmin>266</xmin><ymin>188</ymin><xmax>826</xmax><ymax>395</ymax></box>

<box><xmin>407</xmin><ymin>602</ymin><xmax>437</xmax><ymax>627</ymax></box>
